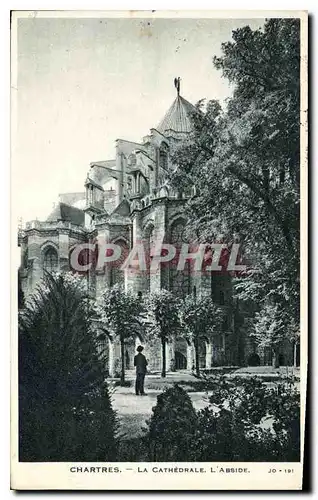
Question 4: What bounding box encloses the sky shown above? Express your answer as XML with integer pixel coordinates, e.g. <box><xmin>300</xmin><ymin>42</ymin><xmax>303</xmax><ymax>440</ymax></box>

<box><xmin>14</xmin><ymin>15</ymin><xmax>265</xmax><ymax>222</ymax></box>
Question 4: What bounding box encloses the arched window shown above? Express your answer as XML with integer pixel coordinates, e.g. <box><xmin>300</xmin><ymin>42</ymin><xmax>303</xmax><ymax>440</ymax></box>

<box><xmin>110</xmin><ymin>240</ymin><xmax>129</xmax><ymax>287</ymax></box>
<box><xmin>169</xmin><ymin>219</ymin><xmax>191</xmax><ymax>298</ymax></box>
<box><xmin>158</xmin><ymin>143</ymin><xmax>169</xmax><ymax>185</ymax></box>
<box><xmin>43</xmin><ymin>247</ymin><xmax>58</xmax><ymax>272</ymax></box>
<box><xmin>159</xmin><ymin>143</ymin><xmax>169</xmax><ymax>171</ymax></box>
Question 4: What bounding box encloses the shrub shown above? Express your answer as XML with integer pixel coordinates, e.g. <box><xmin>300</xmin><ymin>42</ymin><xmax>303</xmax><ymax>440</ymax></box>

<box><xmin>265</xmin><ymin>383</ymin><xmax>300</xmax><ymax>461</ymax></box>
<box><xmin>147</xmin><ymin>384</ymin><xmax>198</xmax><ymax>461</ymax></box>
<box><xmin>192</xmin><ymin>377</ymin><xmax>300</xmax><ymax>461</ymax></box>
<box><xmin>145</xmin><ymin>377</ymin><xmax>300</xmax><ymax>462</ymax></box>
<box><xmin>19</xmin><ymin>272</ymin><xmax>118</xmax><ymax>461</ymax></box>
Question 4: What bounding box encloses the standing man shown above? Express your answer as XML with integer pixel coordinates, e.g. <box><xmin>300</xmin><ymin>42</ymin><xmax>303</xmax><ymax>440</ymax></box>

<box><xmin>134</xmin><ymin>345</ymin><xmax>148</xmax><ymax>396</ymax></box>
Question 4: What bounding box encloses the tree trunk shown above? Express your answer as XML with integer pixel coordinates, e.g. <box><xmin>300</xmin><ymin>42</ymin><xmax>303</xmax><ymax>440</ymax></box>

<box><xmin>161</xmin><ymin>337</ymin><xmax>166</xmax><ymax>378</ymax></box>
<box><xmin>272</xmin><ymin>347</ymin><xmax>280</xmax><ymax>368</ymax></box>
<box><xmin>195</xmin><ymin>338</ymin><xmax>200</xmax><ymax>378</ymax></box>
<box><xmin>120</xmin><ymin>338</ymin><xmax>125</xmax><ymax>386</ymax></box>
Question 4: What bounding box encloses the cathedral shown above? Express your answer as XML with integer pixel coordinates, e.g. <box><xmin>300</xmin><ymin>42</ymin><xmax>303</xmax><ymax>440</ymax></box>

<box><xmin>19</xmin><ymin>84</ymin><xmax>287</xmax><ymax>374</ymax></box>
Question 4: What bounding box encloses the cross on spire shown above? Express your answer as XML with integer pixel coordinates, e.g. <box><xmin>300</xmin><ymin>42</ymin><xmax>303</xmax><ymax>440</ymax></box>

<box><xmin>174</xmin><ymin>77</ymin><xmax>181</xmax><ymax>96</ymax></box>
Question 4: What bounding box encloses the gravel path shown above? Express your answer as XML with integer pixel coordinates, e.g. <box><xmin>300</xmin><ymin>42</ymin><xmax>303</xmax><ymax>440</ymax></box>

<box><xmin>112</xmin><ymin>387</ymin><xmax>209</xmax><ymax>438</ymax></box>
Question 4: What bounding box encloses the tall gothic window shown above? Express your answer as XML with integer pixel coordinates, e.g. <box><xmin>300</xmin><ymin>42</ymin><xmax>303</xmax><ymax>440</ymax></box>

<box><xmin>169</xmin><ymin>219</ymin><xmax>191</xmax><ymax>298</ymax></box>
<box><xmin>43</xmin><ymin>247</ymin><xmax>58</xmax><ymax>272</ymax></box>
<box><xmin>110</xmin><ymin>240</ymin><xmax>129</xmax><ymax>287</ymax></box>
<box><xmin>159</xmin><ymin>143</ymin><xmax>169</xmax><ymax>171</ymax></box>
<box><xmin>158</xmin><ymin>143</ymin><xmax>169</xmax><ymax>185</ymax></box>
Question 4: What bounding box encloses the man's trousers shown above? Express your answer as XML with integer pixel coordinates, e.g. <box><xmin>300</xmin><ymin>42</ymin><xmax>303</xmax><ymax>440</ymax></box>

<box><xmin>135</xmin><ymin>372</ymin><xmax>145</xmax><ymax>395</ymax></box>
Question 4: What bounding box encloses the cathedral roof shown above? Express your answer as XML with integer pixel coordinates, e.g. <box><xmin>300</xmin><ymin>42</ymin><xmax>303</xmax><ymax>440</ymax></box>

<box><xmin>46</xmin><ymin>202</ymin><xmax>85</xmax><ymax>226</ymax></box>
<box><xmin>156</xmin><ymin>95</ymin><xmax>196</xmax><ymax>135</ymax></box>
<box><xmin>112</xmin><ymin>199</ymin><xmax>130</xmax><ymax>217</ymax></box>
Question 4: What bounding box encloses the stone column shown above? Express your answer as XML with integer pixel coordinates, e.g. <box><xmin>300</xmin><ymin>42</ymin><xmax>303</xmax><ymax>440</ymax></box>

<box><xmin>108</xmin><ymin>338</ymin><xmax>115</xmax><ymax>377</ymax></box>
<box><xmin>125</xmin><ymin>212</ymin><xmax>146</xmax><ymax>293</ymax></box>
<box><xmin>169</xmin><ymin>337</ymin><xmax>176</xmax><ymax>371</ymax></box>
<box><xmin>205</xmin><ymin>341</ymin><xmax>212</xmax><ymax>369</ymax></box>
<box><xmin>162</xmin><ymin>339</ymin><xmax>174</xmax><ymax>373</ymax></box>
<box><xmin>187</xmin><ymin>342</ymin><xmax>194</xmax><ymax>371</ymax></box>
<box><xmin>165</xmin><ymin>341</ymin><xmax>171</xmax><ymax>373</ymax></box>
<box><xmin>58</xmin><ymin>230</ymin><xmax>69</xmax><ymax>271</ymax></box>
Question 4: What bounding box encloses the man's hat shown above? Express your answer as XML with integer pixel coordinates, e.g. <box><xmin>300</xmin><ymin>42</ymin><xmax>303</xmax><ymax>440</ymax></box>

<box><xmin>137</xmin><ymin>345</ymin><xmax>144</xmax><ymax>352</ymax></box>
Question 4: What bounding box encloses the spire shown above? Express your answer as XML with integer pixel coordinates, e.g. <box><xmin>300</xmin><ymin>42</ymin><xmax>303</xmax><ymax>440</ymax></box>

<box><xmin>156</xmin><ymin>94</ymin><xmax>196</xmax><ymax>135</ymax></box>
<box><xmin>174</xmin><ymin>77</ymin><xmax>181</xmax><ymax>96</ymax></box>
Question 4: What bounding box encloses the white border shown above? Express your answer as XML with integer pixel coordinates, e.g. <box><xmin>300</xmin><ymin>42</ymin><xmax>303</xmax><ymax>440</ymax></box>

<box><xmin>3</xmin><ymin>3</ymin><xmax>313</xmax><ymax>496</ymax></box>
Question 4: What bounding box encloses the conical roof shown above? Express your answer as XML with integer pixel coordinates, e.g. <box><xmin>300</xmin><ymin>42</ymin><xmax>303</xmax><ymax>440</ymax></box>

<box><xmin>156</xmin><ymin>95</ymin><xmax>196</xmax><ymax>135</ymax></box>
<box><xmin>46</xmin><ymin>202</ymin><xmax>85</xmax><ymax>226</ymax></box>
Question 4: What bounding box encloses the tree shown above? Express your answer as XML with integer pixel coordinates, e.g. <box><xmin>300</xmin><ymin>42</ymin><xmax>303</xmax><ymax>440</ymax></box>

<box><xmin>170</xmin><ymin>18</ymin><xmax>300</xmax><ymax>338</ymax></box>
<box><xmin>249</xmin><ymin>302</ymin><xmax>297</xmax><ymax>367</ymax></box>
<box><xmin>97</xmin><ymin>284</ymin><xmax>143</xmax><ymax>385</ymax></box>
<box><xmin>19</xmin><ymin>272</ymin><xmax>118</xmax><ymax>461</ymax></box>
<box><xmin>146</xmin><ymin>289</ymin><xmax>181</xmax><ymax>378</ymax></box>
<box><xmin>181</xmin><ymin>292</ymin><xmax>222</xmax><ymax>377</ymax></box>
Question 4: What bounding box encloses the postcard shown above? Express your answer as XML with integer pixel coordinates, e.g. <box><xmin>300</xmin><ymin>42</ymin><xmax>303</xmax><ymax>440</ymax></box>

<box><xmin>11</xmin><ymin>9</ymin><xmax>307</xmax><ymax>490</ymax></box>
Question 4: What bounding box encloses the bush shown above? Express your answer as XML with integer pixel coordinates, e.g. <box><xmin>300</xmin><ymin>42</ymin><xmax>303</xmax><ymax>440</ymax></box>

<box><xmin>192</xmin><ymin>377</ymin><xmax>300</xmax><ymax>461</ymax></box>
<box><xmin>144</xmin><ymin>377</ymin><xmax>300</xmax><ymax>462</ymax></box>
<box><xmin>147</xmin><ymin>384</ymin><xmax>198</xmax><ymax>461</ymax></box>
<box><xmin>19</xmin><ymin>272</ymin><xmax>118</xmax><ymax>461</ymax></box>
